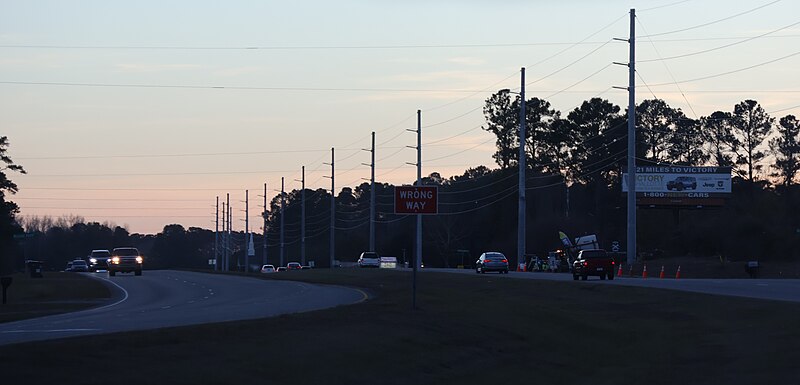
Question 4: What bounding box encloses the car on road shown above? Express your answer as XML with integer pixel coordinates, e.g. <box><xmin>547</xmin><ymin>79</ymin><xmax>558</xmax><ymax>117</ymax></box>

<box><xmin>65</xmin><ymin>261</ymin><xmax>74</xmax><ymax>272</ymax></box>
<box><xmin>108</xmin><ymin>247</ymin><xmax>143</xmax><ymax>276</ymax></box>
<box><xmin>276</xmin><ymin>266</ymin><xmax>287</xmax><ymax>272</ymax></box>
<box><xmin>475</xmin><ymin>252</ymin><xmax>509</xmax><ymax>274</ymax></box>
<box><xmin>357</xmin><ymin>252</ymin><xmax>381</xmax><ymax>268</ymax></box>
<box><xmin>261</xmin><ymin>264</ymin><xmax>276</xmax><ymax>273</ymax></box>
<box><xmin>666</xmin><ymin>176</ymin><xmax>697</xmax><ymax>191</ymax></box>
<box><xmin>287</xmin><ymin>262</ymin><xmax>302</xmax><ymax>270</ymax></box>
<box><xmin>71</xmin><ymin>259</ymin><xmax>89</xmax><ymax>272</ymax></box>
<box><xmin>88</xmin><ymin>249</ymin><xmax>111</xmax><ymax>272</ymax></box>
<box><xmin>572</xmin><ymin>249</ymin><xmax>615</xmax><ymax>281</ymax></box>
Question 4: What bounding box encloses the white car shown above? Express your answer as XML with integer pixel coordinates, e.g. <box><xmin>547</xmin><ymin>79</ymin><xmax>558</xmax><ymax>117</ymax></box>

<box><xmin>260</xmin><ymin>264</ymin><xmax>276</xmax><ymax>273</ymax></box>
<box><xmin>358</xmin><ymin>252</ymin><xmax>381</xmax><ymax>268</ymax></box>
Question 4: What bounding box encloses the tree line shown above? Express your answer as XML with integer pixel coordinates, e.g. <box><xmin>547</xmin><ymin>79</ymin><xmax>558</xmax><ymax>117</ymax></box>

<box><xmin>1</xmin><ymin>94</ymin><xmax>798</xmax><ymax>273</ymax></box>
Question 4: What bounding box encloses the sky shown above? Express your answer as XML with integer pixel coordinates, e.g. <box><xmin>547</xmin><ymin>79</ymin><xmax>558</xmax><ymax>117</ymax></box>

<box><xmin>1</xmin><ymin>0</ymin><xmax>798</xmax><ymax>234</ymax></box>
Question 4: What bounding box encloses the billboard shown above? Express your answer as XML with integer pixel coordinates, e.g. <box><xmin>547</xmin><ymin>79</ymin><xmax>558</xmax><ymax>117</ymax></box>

<box><xmin>622</xmin><ymin>166</ymin><xmax>731</xmax><ymax>206</ymax></box>
<box><xmin>622</xmin><ymin>166</ymin><xmax>731</xmax><ymax>196</ymax></box>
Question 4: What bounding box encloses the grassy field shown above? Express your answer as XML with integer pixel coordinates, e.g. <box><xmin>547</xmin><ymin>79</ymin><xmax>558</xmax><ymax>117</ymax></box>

<box><xmin>0</xmin><ymin>269</ymin><xmax>798</xmax><ymax>385</ymax></box>
<box><xmin>0</xmin><ymin>272</ymin><xmax>112</xmax><ymax>323</ymax></box>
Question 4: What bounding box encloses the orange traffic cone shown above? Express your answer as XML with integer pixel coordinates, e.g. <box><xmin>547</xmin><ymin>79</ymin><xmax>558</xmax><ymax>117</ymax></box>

<box><xmin>642</xmin><ymin>264</ymin><xmax>648</xmax><ymax>279</ymax></box>
<box><xmin>617</xmin><ymin>263</ymin><xmax>623</xmax><ymax>277</ymax></box>
<box><xmin>675</xmin><ymin>265</ymin><xmax>681</xmax><ymax>279</ymax></box>
<box><xmin>659</xmin><ymin>265</ymin><xmax>665</xmax><ymax>279</ymax></box>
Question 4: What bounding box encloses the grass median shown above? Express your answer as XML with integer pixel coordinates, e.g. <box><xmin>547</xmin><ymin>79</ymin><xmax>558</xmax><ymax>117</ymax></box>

<box><xmin>1</xmin><ymin>269</ymin><xmax>798</xmax><ymax>385</ymax></box>
<box><xmin>0</xmin><ymin>272</ymin><xmax>112</xmax><ymax>323</ymax></box>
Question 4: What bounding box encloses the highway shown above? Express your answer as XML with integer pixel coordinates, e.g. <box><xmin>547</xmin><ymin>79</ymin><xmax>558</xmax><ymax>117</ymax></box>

<box><xmin>438</xmin><ymin>268</ymin><xmax>800</xmax><ymax>303</ymax></box>
<box><xmin>0</xmin><ymin>270</ymin><xmax>367</xmax><ymax>346</ymax></box>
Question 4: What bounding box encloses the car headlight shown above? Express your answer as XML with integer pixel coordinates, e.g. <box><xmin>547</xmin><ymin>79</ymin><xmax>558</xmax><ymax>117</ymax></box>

<box><xmin>90</xmin><ymin>258</ymin><xmax>97</xmax><ymax>263</ymax></box>
<box><xmin>136</xmin><ymin>256</ymin><xmax>143</xmax><ymax>264</ymax></box>
<box><xmin>111</xmin><ymin>257</ymin><xmax>120</xmax><ymax>264</ymax></box>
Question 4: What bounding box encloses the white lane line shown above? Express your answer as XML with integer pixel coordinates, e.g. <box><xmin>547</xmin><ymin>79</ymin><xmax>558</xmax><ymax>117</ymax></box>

<box><xmin>2</xmin><ymin>328</ymin><xmax>101</xmax><ymax>334</ymax></box>
<box><xmin>161</xmin><ymin>306</ymin><xmax>172</xmax><ymax>309</ymax></box>
<box><xmin>84</xmin><ymin>275</ymin><xmax>129</xmax><ymax>312</ymax></box>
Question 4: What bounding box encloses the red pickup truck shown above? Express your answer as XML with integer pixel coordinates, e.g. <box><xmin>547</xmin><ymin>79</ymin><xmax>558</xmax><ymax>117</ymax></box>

<box><xmin>572</xmin><ymin>249</ymin><xmax>615</xmax><ymax>281</ymax></box>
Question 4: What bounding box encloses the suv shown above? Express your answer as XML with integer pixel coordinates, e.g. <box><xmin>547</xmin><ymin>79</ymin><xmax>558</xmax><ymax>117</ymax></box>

<box><xmin>108</xmin><ymin>247</ymin><xmax>143</xmax><ymax>276</ymax></box>
<box><xmin>88</xmin><ymin>249</ymin><xmax>111</xmax><ymax>272</ymax></box>
<box><xmin>357</xmin><ymin>252</ymin><xmax>381</xmax><ymax>268</ymax></box>
<box><xmin>666</xmin><ymin>176</ymin><xmax>697</xmax><ymax>191</ymax></box>
<box><xmin>572</xmin><ymin>249</ymin><xmax>615</xmax><ymax>281</ymax></box>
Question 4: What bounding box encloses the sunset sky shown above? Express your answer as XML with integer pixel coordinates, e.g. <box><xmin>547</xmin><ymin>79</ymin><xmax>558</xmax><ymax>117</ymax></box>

<box><xmin>2</xmin><ymin>0</ymin><xmax>798</xmax><ymax>234</ymax></box>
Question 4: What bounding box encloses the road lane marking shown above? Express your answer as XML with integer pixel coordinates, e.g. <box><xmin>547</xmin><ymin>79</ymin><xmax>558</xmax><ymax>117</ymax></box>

<box><xmin>84</xmin><ymin>275</ymin><xmax>129</xmax><ymax>312</ymax></box>
<box><xmin>354</xmin><ymin>288</ymin><xmax>369</xmax><ymax>303</ymax></box>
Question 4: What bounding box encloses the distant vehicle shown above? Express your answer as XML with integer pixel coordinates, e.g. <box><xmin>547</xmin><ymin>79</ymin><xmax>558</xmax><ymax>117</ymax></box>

<box><xmin>260</xmin><ymin>264</ymin><xmax>276</xmax><ymax>273</ymax></box>
<box><xmin>108</xmin><ymin>247</ymin><xmax>143</xmax><ymax>277</ymax></box>
<box><xmin>276</xmin><ymin>266</ymin><xmax>288</xmax><ymax>272</ymax></box>
<box><xmin>71</xmin><ymin>259</ymin><xmax>89</xmax><ymax>272</ymax></box>
<box><xmin>88</xmin><ymin>249</ymin><xmax>111</xmax><ymax>272</ymax></box>
<box><xmin>475</xmin><ymin>252</ymin><xmax>509</xmax><ymax>274</ymax></box>
<box><xmin>287</xmin><ymin>262</ymin><xmax>302</xmax><ymax>270</ymax></box>
<box><xmin>667</xmin><ymin>176</ymin><xmax>697</xmax><ymax>191</ymax></box>
<box><xmin>65</xmin><ymin>261</ymin><xmax>74</xmax><ymax>272</ymax></box>
<box><xmin>572</xmin><ymin>249</ymin><xmax>615</xmax><ymax>281</ymax></box>
<box><xmin>358</xmin><ymin>252</ymin><xmax>381</xmax><ymax>268</ymax></box>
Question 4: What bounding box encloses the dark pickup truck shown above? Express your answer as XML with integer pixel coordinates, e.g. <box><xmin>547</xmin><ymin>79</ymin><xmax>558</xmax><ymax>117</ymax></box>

<box><xmin>572</xmin><ymin>249</ymin><xmax>615</xmax><ymax>281</ymax></box>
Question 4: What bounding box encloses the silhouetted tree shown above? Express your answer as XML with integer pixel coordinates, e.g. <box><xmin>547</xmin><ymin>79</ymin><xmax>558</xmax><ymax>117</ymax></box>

<box><xmin>636</xmin><ymin>99</ymin><xmax>683</xmax><ymax>163</ymax></box>
<box><xmin>730</xmin><ymin>99</ymin><xmax>773</xmax><ymax>182</ymax></box>
<box><xmin>769</xmin><ymin>114</ymin><xmax>800</xmax><ymax>186</ymax></box>
<box><xmin>700</xmin><ymin>111</ymin><xmax>738</xmax><ymax>167</ymax></box>
<box><xmin>0</xmin><ymin>136</ymin><xmax>25</xmax><ymax>274</ymax></box>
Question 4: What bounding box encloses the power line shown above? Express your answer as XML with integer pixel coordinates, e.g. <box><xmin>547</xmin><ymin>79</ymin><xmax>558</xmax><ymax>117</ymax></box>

<box><xmin>0</xmin><ymin>80</ymin><xmax>504</xmax><ymax>94</ymax></box>
<box><xmin>639</xmin><ymin>20</ymin><xmax>800</xmax><ymax>63</ymax></box>
<box><xmin>644</xmin><ymin>49</ymin><xmax>800</xmax><ymax>87</ymax></box>
<box><xmin>639</xmin><ymin>0</ymin><xmax>782</xmax><ymax>38</ymax></box>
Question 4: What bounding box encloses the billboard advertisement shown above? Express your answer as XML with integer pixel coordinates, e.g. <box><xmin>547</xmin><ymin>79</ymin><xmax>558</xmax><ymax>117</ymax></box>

<box><xmin>622</xmin><ymin>166</ymin><xmax>732</xmax><ymax>199</ymax></box>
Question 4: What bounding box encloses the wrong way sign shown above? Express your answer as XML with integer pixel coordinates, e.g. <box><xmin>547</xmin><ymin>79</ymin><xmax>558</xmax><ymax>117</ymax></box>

<box><xmin>394</xmin><ymin>186</ymin><xmax>438</xmax><ymax>214</ymax></box>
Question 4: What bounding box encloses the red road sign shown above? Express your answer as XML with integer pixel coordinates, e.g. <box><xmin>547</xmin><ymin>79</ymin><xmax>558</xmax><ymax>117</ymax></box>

<box><xmin>394</xmin><ymin>186</ymin><xmax>438</xmax><ymax>214</ymax></box>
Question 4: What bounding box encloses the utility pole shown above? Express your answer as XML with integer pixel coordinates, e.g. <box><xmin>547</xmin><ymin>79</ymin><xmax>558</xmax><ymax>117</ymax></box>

<box><xmin>364</xmin><ymin>132</ymin><xmax>376</xmax><ymax>252</ymax></box>
<box><xmin>215</xmin><ymin>196</ymin><xmax>219</xmax><ymax>271</ymax></box>
<box><xmin>613</xmin><ymin>9</ymin><xmax>637</xmax><ymax>266</ymax></box>
<box><xmin>405</xmin><ymin>110</ymin><xmax>422</xmax><ymax>310</ymax></box>
<box><xmin>263</xmin><ymin>182</ymin><xmax>268</xmax><ymax>265</ymax></box>
<box><xmin>300</xmin><ymin>166</ymin><xmax>306</xmax><ymax>265</ymax></box>
<box><xmin>627</xmin><ymin>9</ymin><xmax>637</xmax><ymax>267</ymax></box>
<box><xmin>324</xmin><ymin>148</ymin><xmax>335</xmax><ymax>268</ymax></box>
<box><xmin>226</xmin><ymin>193</ymin><xmax>231</xmax><ymax>272</ymax></box>
<box><xmin>222</xmin><ymin>199</ymin><xmax>227</xmax><ymax>271</ymax></box>
<box><xmin>517</xmin><ymin>67</ymin><xmax>527</xmax><ymax>272</ymax></box>
<box><xmin>416</xmin><ymin>112</ymin><xmax>422</xmax><ymax>273</ymax></box>
<box><xmin>245</xmin><ymin>189</ymin><xmax>249</xmax><ymax>272</ymax></box>
<box><xmin>280</xmin><ymin>176</ymin><xmax>285</xmax><ymax>267</ymax></box>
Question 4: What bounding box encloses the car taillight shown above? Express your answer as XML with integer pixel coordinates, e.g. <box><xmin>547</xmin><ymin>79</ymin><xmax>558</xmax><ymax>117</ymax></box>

<box><xmin>484</xmin><ymin>259</ymin><xmax>491</xmax><ymax>263</ymax></box>
<box><xmin>582</xmin><ymin>261</ymin><xmax>588</xmax><ymax>266</ymax></box>
<box><xmin>611</xmin><ymin>261</ymin><xmax>615</xmax><ymax>265</ymax></box>
<box><xmin>501</xmin><ymin>259</ymin><xmax>508</xmax><ymax>263</ymax></box>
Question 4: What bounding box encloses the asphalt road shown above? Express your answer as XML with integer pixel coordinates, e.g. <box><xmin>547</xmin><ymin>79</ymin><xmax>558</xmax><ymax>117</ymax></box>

<box><xmin>0</xmin><ymin>270</ymin><xmax>367</xmax><ymax>346</ymax></box>
<box><xmin>438</xmin><ymin>268</ymin><xmax>800</xmax><ymax>303</ymax></box>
